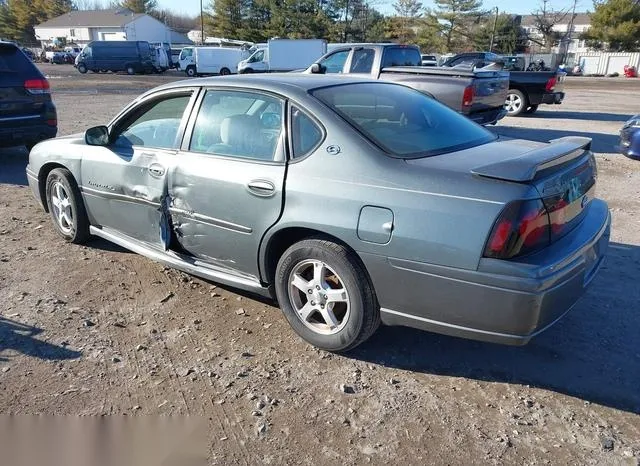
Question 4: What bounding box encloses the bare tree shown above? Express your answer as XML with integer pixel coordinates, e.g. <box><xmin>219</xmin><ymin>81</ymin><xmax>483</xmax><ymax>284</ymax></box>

<box><xmin>528</xmin><ymin>0</ymin><xmax>576</xmax><ymax>53</ymax></box>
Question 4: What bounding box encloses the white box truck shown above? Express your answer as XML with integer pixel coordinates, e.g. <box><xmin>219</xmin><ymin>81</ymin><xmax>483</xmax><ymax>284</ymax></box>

<box><xmin>238</xmin><ymin>39</ymin><xmax>327</xmax><ymax>74</ymax></box>
<box><xmin>179</xmin><ymin>47</ymin><xmax>249</xmax><ymax>77</ymax></box>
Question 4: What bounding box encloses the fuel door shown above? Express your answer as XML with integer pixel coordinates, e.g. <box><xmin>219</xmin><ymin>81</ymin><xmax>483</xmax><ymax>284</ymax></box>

<box><xmin>357</xmin><ymin>206</ymin><xmax>394</xmax><ymax>244</ymax></box>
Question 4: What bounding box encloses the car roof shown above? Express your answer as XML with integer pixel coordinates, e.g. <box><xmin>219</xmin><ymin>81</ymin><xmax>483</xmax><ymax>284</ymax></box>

<box><xmin>147</xmin><ymin>74</ymin><xmax>383</xmax><ymax>97</ymax></box>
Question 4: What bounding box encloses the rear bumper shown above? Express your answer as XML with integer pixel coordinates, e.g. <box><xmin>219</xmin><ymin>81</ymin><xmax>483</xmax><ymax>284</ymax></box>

<box><xmin>0</xmin><ymin>123</ymin><xmax>56</xmax><ymax>148</ymax></box>
<box><xmin>468</xmin><ymin>107</ymin><xmax>508</xmax><ymax>125</ymax></box>
<box><xmin>363</xmin><ymin>199</ymin><xmax>611</xmax><ymax>345</ymax></box>
<box><xmin>541</xmin><ymin>91</ymin><xmax>565</xmax><ymax>105</ymax></box>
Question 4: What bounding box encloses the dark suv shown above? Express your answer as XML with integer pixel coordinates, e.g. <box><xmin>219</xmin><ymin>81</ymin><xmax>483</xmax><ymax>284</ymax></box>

<box><xmin>0</xmin><ymin>41</ymin><xmax>57</xmax><ymax>151</ymax></box>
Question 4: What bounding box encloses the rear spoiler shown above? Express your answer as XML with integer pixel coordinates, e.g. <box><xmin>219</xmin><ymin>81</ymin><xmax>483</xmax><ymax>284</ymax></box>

<box><xmin>471</xmin><ymin>136</ymin><xmax>592</xmax><ymax>182</ymax></box>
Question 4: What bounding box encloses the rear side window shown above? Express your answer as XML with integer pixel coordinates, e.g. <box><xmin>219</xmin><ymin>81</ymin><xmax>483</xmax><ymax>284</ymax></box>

<box><xmin>381</xmin><ymin>47</ymin><xmax>421</xmax><ymax>67</ymax></box>
<box><xmin>0</xmin><ymin>44</ymin><xmax>36</xmax><ymax>74</ymax></box>
<box><xmin>291</xmin><ymin>106</ymin><xmax>323</xmax><ymax>158</ymax></box>
<box><xmin>349</xmin><ymin>48</ymin><xmax>375</xmax><ymax>73</ymax></box>
<box><xmin>312</xmin><ymin>82</ymin><xmax>495</xmax><ymax>158</ymax></box>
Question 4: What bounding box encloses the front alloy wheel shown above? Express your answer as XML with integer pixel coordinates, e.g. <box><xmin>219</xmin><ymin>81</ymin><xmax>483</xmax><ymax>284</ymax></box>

<box><xmin>45</xmin><ymin>168</ymin><xmax>90</xmax><ymax>244</ymax></box>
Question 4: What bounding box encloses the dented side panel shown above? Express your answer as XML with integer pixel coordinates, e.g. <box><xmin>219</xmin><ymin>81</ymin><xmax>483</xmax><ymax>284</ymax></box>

<box><xmin>80</xmin><ymin>144</ymin><xmax>174</xmax><ymax>248</ymax></box>
<box><xmin>167</xmin><ymin>151</ymin><xmax>286</xmax><ymax>279</ymax></box>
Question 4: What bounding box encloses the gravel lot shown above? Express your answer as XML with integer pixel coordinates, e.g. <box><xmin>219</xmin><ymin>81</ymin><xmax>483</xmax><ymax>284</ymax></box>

<box><xmin>1</xmin><ymin>64</ymin><xmax>639</xmax><ymax>464</ymax></box>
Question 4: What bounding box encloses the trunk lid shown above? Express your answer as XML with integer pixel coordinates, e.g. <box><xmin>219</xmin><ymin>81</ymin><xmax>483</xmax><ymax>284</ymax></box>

<box><xmin>407</xmin><ymin>136</ymin><xmax>597</xmax><ymax>248</ymax></box>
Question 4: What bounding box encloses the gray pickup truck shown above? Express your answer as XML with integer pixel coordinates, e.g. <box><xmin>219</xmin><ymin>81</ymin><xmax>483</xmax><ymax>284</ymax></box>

<box><xmin>306</xmin><ymin>44</ymin><xmax>509</xmax><ymax>125</ymax></box>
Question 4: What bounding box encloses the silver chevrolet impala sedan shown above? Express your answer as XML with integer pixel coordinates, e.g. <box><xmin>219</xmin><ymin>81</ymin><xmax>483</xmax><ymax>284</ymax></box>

<box><xmin>27</xmin><ymin>75</ymin><xmax>611</xmax><ymax>351</ymax></box>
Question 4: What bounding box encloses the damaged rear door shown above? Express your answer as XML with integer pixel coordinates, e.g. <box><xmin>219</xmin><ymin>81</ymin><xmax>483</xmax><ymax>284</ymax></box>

<box><xmin>166</xmin><ymin>88</ymin><xmax>287</xmax><ymax>279</ymax></box>
<box><xmin>80</xmin><ymin>88</ymin><xmax>198</xmax><ymax>247</ymax></box>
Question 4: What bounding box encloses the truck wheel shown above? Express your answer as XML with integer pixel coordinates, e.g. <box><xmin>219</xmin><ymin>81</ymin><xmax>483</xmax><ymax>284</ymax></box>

<box><xmin>241</xmin><ymin>67</ymin><xmax>253</xmax><ymax>74</ymax></box>
<box><xmin>220</xmin><ymin>67</ymin><xmax>231</xmax><ymax>76</ymax></box>
<box><xmin>126</xmin><ymin>65</ymin><xmax>135</xmax><ymax>75</ymax></box>
<box><xmin>524</xmin><ymin>104</ymin><xmax>539</xmax><ymax>114</ymax></box>
<box><xmin>77</xmin><ymin>63</ymin><xmax>87</xmax><ymax>74</ymax></box>
<box><xmin>504</xmin><ymin>90</ymin><xmax>527</xmax><ymax>116</ymax></box>
<box><xmin>186</xmin><ymin>66</ymin><xmax>196</xmax><ymax>77</ymax></box>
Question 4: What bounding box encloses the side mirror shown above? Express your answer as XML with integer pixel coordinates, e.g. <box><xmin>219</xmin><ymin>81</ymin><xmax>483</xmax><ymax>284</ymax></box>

<box><xmin>85</xmin><ymin>125</ymin><xmax>110</xmax><ymax>146</ymax></box>
<box><xmin>309</xmin><ymin>63</ymin><xmax>322</xmax><ymax>74</ymax></box>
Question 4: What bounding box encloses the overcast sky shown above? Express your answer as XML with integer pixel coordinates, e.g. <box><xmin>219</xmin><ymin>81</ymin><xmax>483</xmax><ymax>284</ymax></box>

<box><xmin>159</xmin><ymin>0</ymin><xmax>587</xmax><ymax>18</ymax></box>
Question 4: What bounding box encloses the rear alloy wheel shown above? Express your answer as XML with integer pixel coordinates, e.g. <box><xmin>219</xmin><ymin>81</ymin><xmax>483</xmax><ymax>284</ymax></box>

<box><xmin>45</xmin><ymin>168</ymin><xmax>90</xmax><ymax>244</ymax></box>
<box><xmin>504</xmin><ymin>89</ymin><xmax>527</xmax><ymax>116</ymax></box>
<box><xmin>275</xmin><ymin>239</ymin><xmax>380</xmax><ymax>352</ymax></box>
<box><xmin>220</xmin><ymin>67</ymin><xmax>231</xmax><ymax>76</ymax></box>
<box><xmin>126</xmin><ymin>66</ymin><xmax>135</xmax><ymax>75</ymax></box>
<box><xmin>77</xmin><ymin>63</ymin><xmax>87</xmax><ymax>74</ymax></box>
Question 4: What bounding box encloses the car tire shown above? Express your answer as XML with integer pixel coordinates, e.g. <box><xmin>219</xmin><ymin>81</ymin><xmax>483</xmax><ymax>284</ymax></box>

<box><xmin>77</xmin><ymin>63</ymin><xmax>87</xmax><ymax>74</ymax></box>
<box><xmin>505</xmin><ymin>89</ymin><xmax>527</xmax><ymax>116</ymax></box>
<box><xmin>275</xmin><ymin>238</ymin><xmax>380</xmax><ymax>352</ymax></box>
<box><xmin>185</xmin><ymin>66</ymin><xmax>196</xmax><ymax>77</ymax></box>
<box><xmin>524</xmin><ymin>104</ymin><xmax>539</xmax><ymax>114</ymax></box>
<box><xmin>45</xmin><ymin>168</ymin><xmax>90</xmax><ymax>244</ymax></box>
<box><xmin>220</xmin><ymin>67</ymin><xmax>231</xmax><ymax>76</ymax></box>
<box><xmin>126</xmin><ymin>66</ymin><xmax>136</xmax><ymax>75</ymax></box>
<box><xmin>242</xmin><ymin>67</ymin><xmax>253</xmax><ymax>74</ymax></box>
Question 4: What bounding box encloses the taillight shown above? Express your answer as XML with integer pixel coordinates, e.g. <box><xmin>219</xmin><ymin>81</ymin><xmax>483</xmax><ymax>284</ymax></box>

<box><xmin>462</xmin><ymin>85</ymin><xmax>474</xmax><ymax>109</ymax></box>
<box><xmin>545</xmin><ymin>76</ymin><xmax>556</xmax><ymax>92</ymax></box>
<box><xmin>46</xmin><ymin>119</ymin><xmax>57</xmax><ymax>126</ymax></box>
<box><xmin>24</xmin><ymin>79</ymin><xmax>50</xmax><ymax>94</ymax></box>
<box><xmin>483</xmin><ymin>199</ymin><xmax>550</xmax><ymax>259</ymax></box>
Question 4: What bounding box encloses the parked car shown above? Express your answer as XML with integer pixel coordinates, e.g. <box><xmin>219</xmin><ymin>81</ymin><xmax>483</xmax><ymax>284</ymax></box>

<box><xmin>442</xmin><ymin>52</ymin><xmax>565</xmax><ymax>116</ymax></box>
<box><xmin>50</xmin><ymin>52</ymin><xmax>74</xmax><ymax>65</ymax></box>
<box><xmin>0</xmin><ymin>41</ymin><xmax>57</xmax><ymax>151</ymax></box>
<box><xmin>617</xmin><ymin>114</ymin><xmax>640</xmax><ymax>159</ymax></box>
<box><xmin>26</xmin><ymin>75</ymin><xmax>610</xmax><ymax>351</ymax></box>
<box><xmin>238</xmin><ymin>39</ymin><xmax>327</xmax><ymax>74</ymax></box>
<box><xmin>75</xmin><ymin>41</ymin><xmax>154</xmax><ymax>75</ymax></box>
<box><xmin>306</xmin><ymin>44</ymin><xmax>509</xmax><ymax>125</ymax></box>
<box><xmin>420</xmin><ymin>54</ymin><xmax>438</xmax><ymax>66</ymax></box>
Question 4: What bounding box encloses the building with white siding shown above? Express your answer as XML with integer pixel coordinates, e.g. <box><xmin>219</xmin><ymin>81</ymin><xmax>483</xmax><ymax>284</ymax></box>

<box><xmin>34</xmin><ymin>8</ymin><xmax>190</xmax><ymax>47</ymax></box>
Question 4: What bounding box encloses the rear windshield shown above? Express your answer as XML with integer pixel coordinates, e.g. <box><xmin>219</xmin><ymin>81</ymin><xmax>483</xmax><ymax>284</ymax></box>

<box><xmin>381</xmin><ymin>47</ymin><xmax>421</xmax><ymax>67</ymax></box>
<box><xmin>311</xmin><ymin>83</ymin><xmax>496</xmax><ymax>158</ymax></box>
<box><xmin>0</xmin><ymin>43</ymin><xmax>35</xmax><ymax>74</ymax></box>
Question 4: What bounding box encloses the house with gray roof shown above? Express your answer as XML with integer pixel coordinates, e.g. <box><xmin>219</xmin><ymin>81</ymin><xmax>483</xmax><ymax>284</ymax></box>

<box><xmin>34</xmin><ymin>8</ymin><xmax>191</xmax><ymax>47</ymax></box>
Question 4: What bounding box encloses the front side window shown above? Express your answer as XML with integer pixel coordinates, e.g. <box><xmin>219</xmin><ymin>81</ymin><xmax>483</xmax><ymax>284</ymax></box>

<box><xmin>318</xmin><ymin>50</ymin><xmax>350</xmax><ymax>74</ymax></box>
<box><xmin>312</xmin><ymin>83</ymin><xmax>495</xmax><ymax>158</ymax></box>
<box><xmin>249</xmin><ymin>50</ymin><xmax>264</xmax><ymax>63</ymax></box>
<box><xmin>189</xmin><ymin>90</ymin><xmax>284</xmax><ymax>161</ymax></box>
<box><xmin>179</xmin><ymin>48</ymin><xmax>192</xmax><ymax>60</ymax></box>
<box><xmin>113</xmin><ymin>93</ymin><xmax>192</xmax><ymax>150</ymax></box>
<box><xmin>291</xmin><ymin>106</ymin><xmax>323</xmax><ymax>158</ymax></box>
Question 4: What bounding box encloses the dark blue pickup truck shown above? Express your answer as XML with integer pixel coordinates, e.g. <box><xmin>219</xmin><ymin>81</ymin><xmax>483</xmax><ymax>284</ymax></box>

<box><xmin>443</xmin><ymin>52</ymin><xmax>565</xmax><ymax>116</ymax></box>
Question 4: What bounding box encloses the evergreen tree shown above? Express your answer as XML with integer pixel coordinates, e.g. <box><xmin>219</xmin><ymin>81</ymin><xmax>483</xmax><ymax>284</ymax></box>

<box><xmin>392</xmin><ymin>0</ymin><xmax>423</xmax><ymax>43</ymax></box>
<box><xmin>473</xmin><ymin>13</ymin><xmax>526</xmax><ymax>54</ymax></box>
<box><xmin>119</xmin><ymin>0</ymin><xmax>158</xmax><ymax>14</ymax></box>
<box><xmin>582</xmin><ymin>0</ymin><xmax>640</xmax><ymax>52</ymax></box>
<box><xmin>433</xmin><ymin>0</ymin><xmax>483</xmax><ymax>51</ymax></box>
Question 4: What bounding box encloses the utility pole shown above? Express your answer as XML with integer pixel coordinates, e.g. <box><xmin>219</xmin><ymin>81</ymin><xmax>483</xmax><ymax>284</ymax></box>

<box><xmin>489</xmin><ymin>6</ymin><xmax>499</xmax><ymax>52</ymax></box>
<box><xmin>200</xmin><ymin>0</ymin><xmax>204</xmax><ymax>45</ymax></box>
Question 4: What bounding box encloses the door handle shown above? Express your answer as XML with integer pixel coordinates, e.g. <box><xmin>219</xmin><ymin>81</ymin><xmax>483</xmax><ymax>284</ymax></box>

<box><xmin>148</xmin><ymin>163</ymin><xmax>165</xmax><ymax>177</ymax></box>
<box><xmin>247</xmin><ymin>179</ymin><xmax>275</xmax><ymax>197</ymax></box>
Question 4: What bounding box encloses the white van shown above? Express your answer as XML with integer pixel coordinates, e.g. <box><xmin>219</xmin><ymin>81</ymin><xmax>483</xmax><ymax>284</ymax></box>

<box><xmin>179</xmin><ymin>47</ymin><xmax>248</xmax><ymax>77</ymax></box>
<box><xmin>238</xmin><ymin>39</ymin><xmax>327</xmax><ymax>73</ymax></box>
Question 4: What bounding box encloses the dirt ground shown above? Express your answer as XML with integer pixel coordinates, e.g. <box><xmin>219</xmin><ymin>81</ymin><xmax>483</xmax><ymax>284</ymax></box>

<box><xmin>1</xmin><ymin>64</ymin><xmax>639</xmax><ymax>464</ymax></box>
